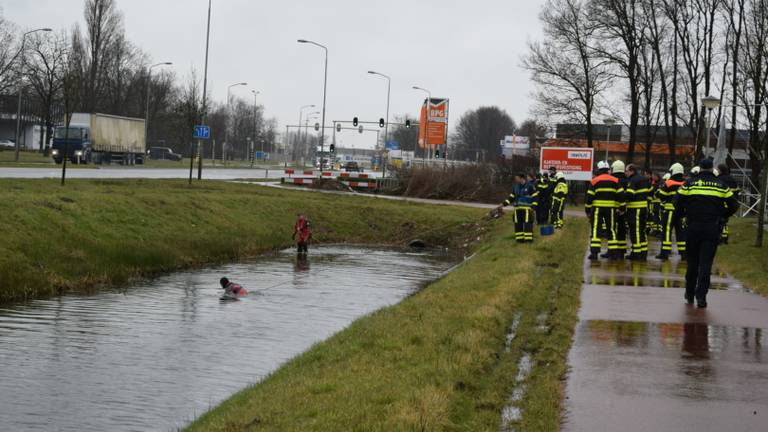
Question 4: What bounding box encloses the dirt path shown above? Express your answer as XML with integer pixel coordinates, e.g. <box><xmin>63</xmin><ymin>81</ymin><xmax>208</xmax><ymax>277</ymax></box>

<box><xmin>562</xmin><ymin>246</ymin><xmax>768</xmax><ymax>431</ymax></box>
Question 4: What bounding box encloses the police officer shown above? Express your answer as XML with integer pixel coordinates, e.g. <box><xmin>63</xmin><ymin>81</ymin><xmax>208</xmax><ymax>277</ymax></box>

<box><xmin>550</xmin><ymin>172</ymin><xmax>568</xmax><ymax>229</ymax></box>
<box><xmin>716</xmin><ymin>164</ymin><xmax>740</xmax><ymax>244</ymax></box>
<box><xmin>624</xmin><ymin>164</ymin><xmax>651</xmax><ymax>260</ymax></box>
<box><xmin>586</xmin><ymin>161</ymin><xmax>625</xmax><ymax>260</ymax></box>
<box><xmin>611</xmin><ymin>160</ymin><xmax>629</xmax><ymax>258</ymax></box>
<box><xmin>500</xmin><ymin>173</ymin><xmax>539</xmax><ymax>243</ymax></box>
<box><xmin>674</xmin><ymin>158</ymin><xmax>738</xmax><ymax>307</ymax></box>
<box><xmin>656</xmin><ymin>163</ymin><xmax>687</xmax><ymax>261</ymax></box>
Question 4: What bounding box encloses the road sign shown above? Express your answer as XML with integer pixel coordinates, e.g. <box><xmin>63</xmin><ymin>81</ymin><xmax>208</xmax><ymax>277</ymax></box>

<box><xmin>193</xmin><ymin>125</ymin><xmax>211</xmax><ymax>140</ymax></box>
<box><xmin>540</xmin><ymin>147</ymin><xmax>594</xmax><ymax>181</ymax></box>
<box><xmin>385</xmin><ymin>140</ymin><xmax>400</xmax><ymax>150</ymax></box>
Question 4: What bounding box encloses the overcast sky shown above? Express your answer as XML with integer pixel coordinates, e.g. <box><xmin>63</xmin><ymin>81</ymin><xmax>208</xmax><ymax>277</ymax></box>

<box><xmin>6</xmin><ymin>0</ymin><xmax>545</xmax><ymax>148</ymax></box>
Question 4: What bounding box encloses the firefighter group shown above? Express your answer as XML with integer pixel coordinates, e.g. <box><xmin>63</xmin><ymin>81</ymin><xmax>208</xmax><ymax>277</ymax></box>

<box><xmin>499</xmin><ymin>158</ymin><xmax>739</xmax><ymax>308</ymax></box>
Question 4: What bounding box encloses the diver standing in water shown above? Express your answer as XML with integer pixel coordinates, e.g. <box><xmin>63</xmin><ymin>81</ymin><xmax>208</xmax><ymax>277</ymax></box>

<box><xmin>293</xmin><ymin>214</ymin><xmax>313</xmax><ymax>254</ymax></box>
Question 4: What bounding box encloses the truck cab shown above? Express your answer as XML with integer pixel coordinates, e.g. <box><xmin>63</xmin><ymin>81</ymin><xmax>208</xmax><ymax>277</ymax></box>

<box><xmin>51</xmin><ymin>126</ymin><xmax>91</xmax><ymax>164</ymax></box>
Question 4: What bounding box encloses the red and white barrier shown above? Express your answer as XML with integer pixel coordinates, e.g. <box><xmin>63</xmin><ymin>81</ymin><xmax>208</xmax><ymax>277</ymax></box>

<box><xmin>282</xmin><ymin>177</ymin><xmax>315</xmax><ymax>185</ymax></box>
<box><xmin>342</xmin><ymin>181</ymin><xmax>377</xmax><ymax>189</ymax></box>
<box><xmin>339</xmin><ymin>172</ymin><xmax>369</xmax><ymax>179</ymax></box>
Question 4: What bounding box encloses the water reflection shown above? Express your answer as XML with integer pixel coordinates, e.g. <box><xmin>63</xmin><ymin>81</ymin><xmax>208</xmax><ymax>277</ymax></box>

<box><xmin>0</xmin><ymin>246</ymin><xmax>453</xmax><ymax>432</ymax></box>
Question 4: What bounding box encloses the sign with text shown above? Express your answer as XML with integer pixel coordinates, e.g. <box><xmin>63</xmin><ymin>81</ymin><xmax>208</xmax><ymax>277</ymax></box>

<box><xmin>418</xmin><ymin>98</ymin><xmax>449</xmax><ymax>148</ymax></box>
<box><xmin>540</xmin><ymin>147</ymin><xmax>594</xmax><ymax>181</ymax></box>
<box><xmin>193</xmin><ymin>125</ymin><xmax>211</xmax><ymax>140</ymax></box>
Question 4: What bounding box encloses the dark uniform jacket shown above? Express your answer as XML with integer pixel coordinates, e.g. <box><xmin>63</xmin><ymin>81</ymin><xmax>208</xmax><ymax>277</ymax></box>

<box><xmin>625</xmin><ymin>174</ymin><xmax>652</xmax><ymax>209</ymax></box>
<box><xmin>674</xmin><ymin>172</ymin><xmax>738</xmax><ymax>224</ymax></box>
<box><xmin>503</xmin><ymin>182</ymin><xmax>539</xmax><ymax>208</ymax></box>
<box><xmin>718</xmin><ymin>174</ymin><xmax>740</xmax><ymax>201</ymax></box>
<box><xmin>585</xmin><ymin>172</ymin><xmax>624</xmax><ymax>214</ymax></box>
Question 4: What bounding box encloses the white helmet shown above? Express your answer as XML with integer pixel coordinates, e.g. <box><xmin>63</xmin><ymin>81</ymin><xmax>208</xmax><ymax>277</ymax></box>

<box><xmin>556</xmin><ymin>172</ymin><xmax>565</xmax><ymax>180</ymax></box>
<box><xmin>662</xmin><ymin>173</ymin><xmax>671</xmax><ymax>181</ymax></box>
<box><xmin>597</xmin><ymin>161</ymin><xmax>610</xmax><ymax>171</ymax></box>
<box><xmin>670</xmin><ymin>163</ymin><xmax>685</xmax><ymax>176</ymax></box>
<box><xmin>714</xmin><ymin>168</ymin><xmax>720</xmax><ymax>176</ymax></box>
<box><xmin>691</xmin><ymin>166</ymin><xmax>701</xmax><ymax>175</ymax></box>
<box><xmin>611</xmin><ymin>160</ymin><xmax>626</xmax><ymax>174</ymax></box>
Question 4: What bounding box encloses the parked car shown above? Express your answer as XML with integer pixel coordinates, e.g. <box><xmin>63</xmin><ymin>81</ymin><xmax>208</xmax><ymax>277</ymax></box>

<box><xmin>344</xmin><ymin>161</ymin><xmax>362</xmax><ymax>172</ymax></box>
<box><xmin>0</xmin><ymin>139</ymin><xmax>15</xmax><ymax>149</ymax></box>
<box><xmin>147</xmin><ymin>146</ymin><xmax>182</xmax><ymax>161</ymax></box>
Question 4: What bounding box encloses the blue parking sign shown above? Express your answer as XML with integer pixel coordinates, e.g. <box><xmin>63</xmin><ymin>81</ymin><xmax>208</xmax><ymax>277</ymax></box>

<box><xmin>194</xmin><ymin>125</ymin><xmax>211</xmax><ymax>139</ymax></box>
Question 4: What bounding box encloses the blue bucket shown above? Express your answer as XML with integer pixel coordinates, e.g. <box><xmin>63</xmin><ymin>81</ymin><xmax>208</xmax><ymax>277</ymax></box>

<box><xmin>540</xmin><ymin>225</ymin><xmax>555</xmax><ymax>236</ymax></box>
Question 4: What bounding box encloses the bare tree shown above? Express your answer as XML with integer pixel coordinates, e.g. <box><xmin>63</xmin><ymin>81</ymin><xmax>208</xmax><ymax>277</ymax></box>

<box><xmin>591</xmin><ymin>0</ymin><xmax>646</xmax><ymax>163</ymax></box>
<box><xmin>83</xmin><ymin>0</ymin><xmax>121</xmax><ymax>112</ymax></box>
<box><xmin>26</xmin><ymin>30</ymin><xmax>68</xmax><ymax>152</ymax></box>
<box><xmin>453</xmin><ymin>106</ymin><xmax>517</xmax><ymax>162</ymax></box>
<box><xmin>523</xmin><ymin>0</ymin><xmax>612</xmax><ymax>148</ymax></box>
<box><xmin>723</xmin><ymin>0</ymin><xmax>746</xmax><ymax>156</ymax></box>
<box><xmin>0</xmin><ymin>9</ymin><xmax>21</xmax><ymax>95</ymax></box>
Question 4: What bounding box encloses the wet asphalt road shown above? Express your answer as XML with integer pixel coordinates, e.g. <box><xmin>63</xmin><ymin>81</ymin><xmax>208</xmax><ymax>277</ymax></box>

<box><xmin>563</xmin><ymin>247</ymin><xmax>768</xmax><ymax>431</ymax></box>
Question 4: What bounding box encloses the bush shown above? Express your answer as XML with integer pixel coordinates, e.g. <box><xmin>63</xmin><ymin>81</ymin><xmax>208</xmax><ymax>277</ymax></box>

<box><xmin>393</xmin><ymin>164</ymin><xmax>513</xmax><ymax>204</ymax></box>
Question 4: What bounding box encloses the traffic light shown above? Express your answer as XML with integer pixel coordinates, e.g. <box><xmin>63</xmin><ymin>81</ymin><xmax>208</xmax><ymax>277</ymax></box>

<box><xmin>435</xmin><ymin>149</ymin><xmax>440</xmax><ymax>159</ymax></box>
<box><xmin>330</xmin><ymin>144</ymin><xmax>335</xmax><ymax>153</ymax></box>
<box><xmin>405</xmin><ymin>119</ymin><xmax>411</xmax><ymax>128</ymax></box>
<box><xmin>379</xmin><ymin>118</ymin><xmax>385</xmax><ymax>128</ymax></box>
<box><xmin>358</xmin><ymin>125</ymin><xmax>364</xmax><ymax>134</ymax></box>
<box><xmin>336</xmin><ymin>123</ymin><xmax>341</xmax><ymax>132</ymax></box>
<box><xmin>314</xmin><ymin>122</ymin><xmax>320</xmax><ymax>132</ymax></box>
<box><xmin>353</xmin><ymin>117</ymin><xmax>359</xmax><ymax>127</ymax></box>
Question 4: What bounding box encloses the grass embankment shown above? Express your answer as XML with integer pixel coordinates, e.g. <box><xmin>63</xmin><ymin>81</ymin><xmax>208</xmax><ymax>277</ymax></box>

<box><xmin>715</xmin><ymin>217</ymin><xmax>768</xmax><ymax>296</ymax></box>
<box><xmin>187</xmin><ymin>217</ymin><xmax>587</xmax><ymax>431</ymax></box>
<box><xmin>0</xmin><ymin>180</ymin><xmax>484</xmax><ymax>304</ymax></box>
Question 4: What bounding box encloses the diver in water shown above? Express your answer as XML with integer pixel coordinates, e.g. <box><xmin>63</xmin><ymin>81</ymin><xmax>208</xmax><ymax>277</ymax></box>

<box><xmin>293</xmin><ymin>214</ymin><xmax>313</xmax><ymax>254</ymax></box>
<box><xmin>219</xmin><ymin>277</ymin><xmax>247</xmax><ymax>297</ymax></box>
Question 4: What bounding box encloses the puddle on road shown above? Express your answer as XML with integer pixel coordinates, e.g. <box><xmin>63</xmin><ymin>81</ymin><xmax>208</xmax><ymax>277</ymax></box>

<box><xmin>0</xmin><ymin>246</ymin><xmax>454</xmax><ymax>432</ymax></box>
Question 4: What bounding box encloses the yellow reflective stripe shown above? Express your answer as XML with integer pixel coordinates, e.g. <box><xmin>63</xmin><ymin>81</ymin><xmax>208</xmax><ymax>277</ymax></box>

<box><xmin>587</xmin><ymin>190</ymin><xmax>596</xmax><ymax>195</ymax></box>
<box><xmin>592</xmin><ymin>200</ymin><xmax>619</xmax><ymax>207</ymax></box>
<box><xmin>593</xmin><ymin>188</ymin><xmax>620</xmax><ymax>193</ymax></box>
<box><xmin>679</xmin><ymin>188</ymin><xmax>732</xmax><ymax>198</ymax></box>
<box><xmin>626</xmin><ymin>188</ymin><xmax>651</xmax><ymax>194</ymax></box>
<box><xmin>627</xmin><ymin>202</ymin><xmax>648</xmax><ymax>209</ymax></box>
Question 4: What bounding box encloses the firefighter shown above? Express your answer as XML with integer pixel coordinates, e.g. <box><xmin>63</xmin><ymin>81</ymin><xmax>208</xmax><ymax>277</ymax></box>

<box><xmin>611</xmin><ymin>161</ymin><xmax>630</xmax><ymax>257</ymax></box>
<box><xmin>656</xmin><ymin>163</ymin><xmax>687</xmax><ymax>261</ymax></box>
<box><xmin>624</xmin><ymin>164</ymin><xmax>652</xmax><ymax>260</ymax></box>
<box><xmin>500</xmin><ymin>173</ymin><xmax>539</xmax><ymax>243</ymax></box>
<box><xmin>716</xmin><ymin>164</ymin><xmax>740</xmax><ymax>244</ymax></box>
<box><xmin>674</xmin><ymin>158</ymin><xmax>738</xmax><ymax>307</ymax></box>
<box><xmin>536</xmin><ymin>173</ymin><xmax>552</xmax><ymax>224</ymax></box>
<box><xmin>550</xmin><ymin>172</ymin><xmax>568</xmax><ymax>229</ymax></box>
<box><xmin>586</xmin><ymin>161</ymin><xmax>625</xmax><ymax>260</ymax></box>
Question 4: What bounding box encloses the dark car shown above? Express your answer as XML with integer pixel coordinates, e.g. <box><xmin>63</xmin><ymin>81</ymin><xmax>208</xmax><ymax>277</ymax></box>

<box><xmin>344</xmin><ymin>161</ymin><xmax>362</xmax><ymax>172</ymax></box>
<box><xmin>148</xmin><ymin>147</ymin><xmax>182</xmax><ymax>161</ymax></box>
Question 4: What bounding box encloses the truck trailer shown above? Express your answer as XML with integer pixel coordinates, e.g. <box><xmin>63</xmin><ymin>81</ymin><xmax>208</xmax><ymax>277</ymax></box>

<box><xmin>51</xmin><ymin>113</ymin><xmax>146</xmax><ymax>165</ymax></box>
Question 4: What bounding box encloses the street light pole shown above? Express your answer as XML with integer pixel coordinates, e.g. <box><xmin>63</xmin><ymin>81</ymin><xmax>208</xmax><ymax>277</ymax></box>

<box><xmin>368</xmin><ymin>71</ymin><xmax>391</xmax><ymax>175</ymax></box>
<box><xmin>145</xmin><ymin>62</ymin><xmax>172</xmax><ymax>151</ymax></box>
<box><xmin>298</xmin><ymin>39</ymin><xmax>328</xmax><ymax>170</ymax></box>
<box><xmin>252</xmin><ymin>90</ymin><xmax>260</xmax><ymax>163</ymax></box>
<box><xmin>702</xmin><ymin>95</ymin><xmax>721</xmax><ymax>158</ymax></box>
<box><xmin>191</xmin><ymin>0</ymin><xmax>212</xmax><ymax>184</ymax></box>
<box><xmin>413</xmin><ymin>86</ymin><xmax>431</xmax><ymax>162</ymax></box>
<box><xmin>224</xmin><ymin>82</ymin><xmax>248</xmax><ymax>163</ymax></box>
<box><xmin>15</xmin><ymin>27</ymin><xmax>52</xmax><ymax>162</ymax></box>
<box><xmin>603</xmin><ymin>118</ymin><xmax>616</xmax><ymax>162</ymax></box>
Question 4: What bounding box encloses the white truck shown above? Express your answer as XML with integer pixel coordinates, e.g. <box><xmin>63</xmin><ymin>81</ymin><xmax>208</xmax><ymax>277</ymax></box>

<box><xmin>51</xmin><ymin>113</ymin><xmax>146</xmax><ymax>165</ymax></box>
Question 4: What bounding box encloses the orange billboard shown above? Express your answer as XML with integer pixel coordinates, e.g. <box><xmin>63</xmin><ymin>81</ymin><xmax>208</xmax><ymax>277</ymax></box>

<box><xmin>418</xmin><ymin>98</ymin><xmax>449</xmax><ymax>148</ymax></box>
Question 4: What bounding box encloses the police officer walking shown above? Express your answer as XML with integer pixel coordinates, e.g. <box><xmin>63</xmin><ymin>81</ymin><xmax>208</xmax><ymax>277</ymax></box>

<box><xmin>674</xmin><ymin>158</ymin><xmax>738</xmax><ymax>308</ymax></box>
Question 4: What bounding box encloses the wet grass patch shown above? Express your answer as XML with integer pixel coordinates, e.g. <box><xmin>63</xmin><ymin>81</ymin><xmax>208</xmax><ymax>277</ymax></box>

<box><xmin>0</xmin><ymin>179</ymin><xmax>485</xmax><ymax>304</ymax></box>
<box><xmin>185</xmin><ymin>217</ymin><xmax>587</xmax><ymax>431</ymax></box>
<box><xmin>714</xmin><ymin>217</ymin><xmax>768</xmax><ymax>297</ymax></box>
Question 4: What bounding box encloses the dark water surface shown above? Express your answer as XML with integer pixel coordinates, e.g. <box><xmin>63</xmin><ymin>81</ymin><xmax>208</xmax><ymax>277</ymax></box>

<box><xmin>0</xmin><ymin>246</ymin><xmax>452</xmax><ymax>432</ymax></box>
